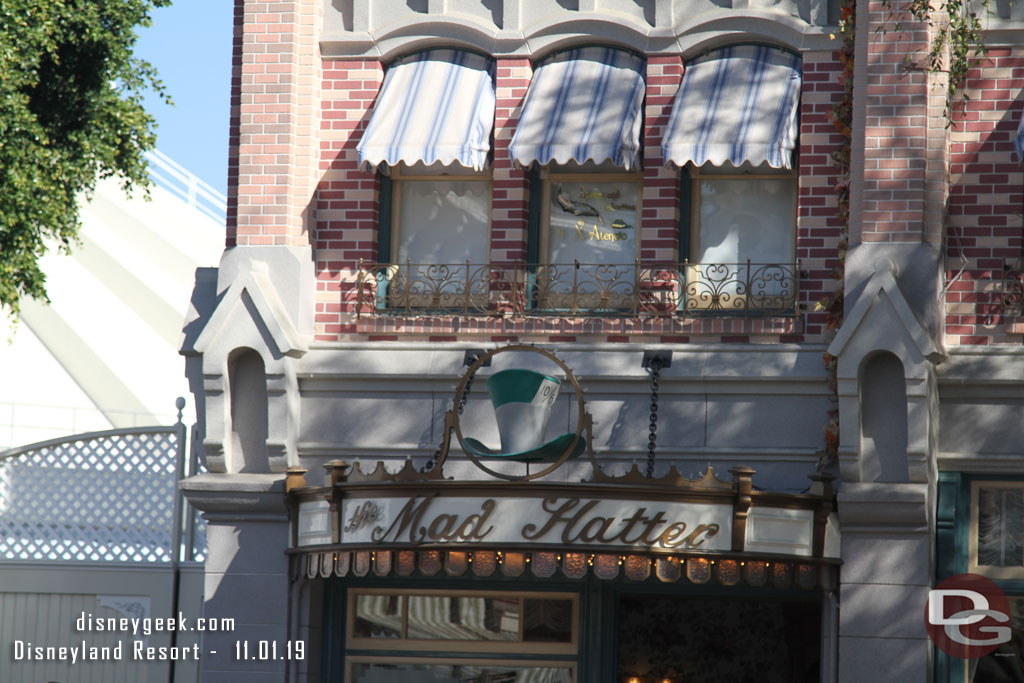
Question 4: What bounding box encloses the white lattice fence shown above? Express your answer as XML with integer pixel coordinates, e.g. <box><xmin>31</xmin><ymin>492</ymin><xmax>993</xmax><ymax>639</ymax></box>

<box><xmin>0</xmin><ymin>425</ymin><xmax>195</xmax><ymax>563</ymax></box>
<box><xmin>187</xmin><ymin>423</ymin><xmax>208</xmax><ymax>563</ymax></box>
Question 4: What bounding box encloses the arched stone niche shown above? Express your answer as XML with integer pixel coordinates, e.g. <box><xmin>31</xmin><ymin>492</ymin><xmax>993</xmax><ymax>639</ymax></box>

<box><xmin>858</xmin><ymin>351</ymin><xmax>909</xmax><ymax>483</ymax></box>
<box><xmin>228</xmin><ymin>347</ymin><xmax>271</xmax><ymax>473</ymax></box>
<box><xmin>183</xmin><ymin>248</ymin><xmax>312</xmax><ymax>474</ymax></box>
<box><xmin>827</xmin><ymin>264</ymin><xmax>944</xmax><ymax>484</ymax></box>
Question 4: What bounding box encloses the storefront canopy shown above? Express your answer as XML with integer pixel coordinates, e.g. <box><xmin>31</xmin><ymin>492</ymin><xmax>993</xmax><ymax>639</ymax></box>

<box><xmin>510</xmin><ymin>47</ymin><xmax>646</xmax><ymax>170</ymax></box>
<box><xmin>662</xmin><ymin>45</ymin><xmax>802</xmax><ymax>170</ymax></box>
<box><xmin>357</xmin><ymin>49</ymin><xmax>495</xmax><ymax>171</ymax></box>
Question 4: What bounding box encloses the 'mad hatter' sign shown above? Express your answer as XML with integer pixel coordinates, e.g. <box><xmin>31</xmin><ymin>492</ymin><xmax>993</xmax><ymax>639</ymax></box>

<box><xmin>316</xmin><ymin>495</ymin><xmax>731</xmax><ymax>552</ymax></box>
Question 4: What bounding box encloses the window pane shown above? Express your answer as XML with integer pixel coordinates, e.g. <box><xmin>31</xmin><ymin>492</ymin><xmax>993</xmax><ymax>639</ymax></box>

<box><xmin>967</xmin><ymin>597</ymin><xmax>1024</xmax><ymax>681</ymax></box>
<box><xmin>397</xmin><ymin>180</ymin><xmax>489</xmax><ymax>265</ymax></box>
<box><xmin>406</xmin><ymin>595</ymin><xmax>520</xmax><ymax>641</ymax></box>
<box><xmin>523</xmin><ymin>599</ymin><xmax>573</xmax><ymax>643</ymax></box>
<box><xmin>696</xmin><ymin>177</ymin><xmax>795</xmax><ymax>265</ymax></box>
<box><xmin>617</xmin><ymin>596</ymin><xmax>819</xmax><ymax>682</ymax></box>
<box><xmin>354</xmin><ymin>594</ymin><xmax>404</xmax><ymax>639</ymax></box>
<box><xmin>547</xmin><ymin>181</ymin><xmax>638</xmax><ymax>265</ymax></box>
<box><xmin>351</xmin><ymin>662</ymin><xmax>573</xmax><ymax>682</ymax></box>
<box><xmin>978</xmin><ymin>488</ymin><xmax>1024</xmax><ymax>567</ymax></box>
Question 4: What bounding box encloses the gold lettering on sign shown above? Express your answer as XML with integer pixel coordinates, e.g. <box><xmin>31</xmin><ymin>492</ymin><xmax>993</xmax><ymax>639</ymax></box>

<box><xmin>363</xmin><ymin>497</ymin><xmax>720</xmax><ymax>550</ymax></box>
<box><xmin>520</xmin><ymin>497</ymin><xmax>720</xmax><ymax>549</ymax></box>
<box><xmin>568</xmin><ymin>220</ymin><xmax>627</xmax><ymax>242</ymax></box>
<box><xmin>371</xmin><ymin>498</ymin><xmax>496</xmax><ymax>545</ymax></box>
<box><xmin>344</xmin><ymin>501</ymin><xmax>381</xmax><ymax>532</ymax></box>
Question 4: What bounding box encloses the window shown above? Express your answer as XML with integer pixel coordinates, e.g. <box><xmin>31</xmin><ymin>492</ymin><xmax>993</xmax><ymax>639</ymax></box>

<box><xmin>534</xmin><ymin>163</ymin><xmax>642</xmax><ymax>311</ymax></box>
<box><xmin>937</xmin><ymin>475</ymin><xmax>1024</xmax><ymax>681</ymax></box>
<box><xmin>684</xmin><ymin>162</ymin><xmax>798</xmax><ymax>312</ymax></box>
<box><xmin>664</xmin><ymin>45</ymin><xmax>803</xmax><ymax>314</ymax></box>
<box><xmin>345</xmin><ymin>589</ymin><xmax>578</xmax><ymax>681</ymax></box>
<box><xmin>324</xmin><ymin>580</ymin><xmax>826</xmax><ymax>682</ymax></box>
<box><xmin>510</xmin><ymin>47</ymin><xmax>647</xmax><ymax>313</ymax></box>
<box><xmin>970</xmin><ymin>481</ymin><xmax>1024</xmax><ymax>579</ymax></box>
<box><xmin>355</xmin><ymin>49</ymin><xmax>496</xmax><ymax>313</ymax></box>
<box><xmin>381</xmin><ymin>163</ymin><xmax>492</xmax><ymax>311</ymax></box>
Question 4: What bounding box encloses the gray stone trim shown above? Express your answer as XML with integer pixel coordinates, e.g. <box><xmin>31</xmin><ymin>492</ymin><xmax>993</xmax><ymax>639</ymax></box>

<box><xmin>180</xmin><ymin>472</ymin><xmax>288</xmax><ymax>518</ymax></box>
<box><xmin>321</xmin><ymin>6</ymin><xmax>839</xmax><ymax>59</ymax></box>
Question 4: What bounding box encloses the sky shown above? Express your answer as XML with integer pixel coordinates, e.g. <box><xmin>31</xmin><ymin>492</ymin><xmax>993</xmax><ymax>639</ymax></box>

<box><xmin>135</xmin><ymin>0</ymin><xmax>234</xmax><ymax>197</ymax></box>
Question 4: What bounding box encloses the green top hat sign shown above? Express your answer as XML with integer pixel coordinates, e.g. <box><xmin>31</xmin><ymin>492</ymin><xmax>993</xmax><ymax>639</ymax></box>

<box><xmin>462</xmin><ymin>368</ymin><xmax>587</xmax><ymax>462</ymax></box>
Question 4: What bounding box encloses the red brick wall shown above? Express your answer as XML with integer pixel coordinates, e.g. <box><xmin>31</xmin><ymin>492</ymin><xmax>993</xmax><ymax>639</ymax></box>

<box><xmin>229</xmin><ymin>0</ymin><xmax>321</xmax><ymax>248</ymax></box>
<box><xmin>797</xmin><ymin>50</ymin><xmax>848</xmax><ymax>341</ymax></box>
<box><xmin>310</xmin><ymin>48</ymin><xmax>846</xmax><ymax>344</ymax></box>
<box><xmin>490</xmin><ymin>58</ymin><xmax>532</xmax><ymax>265</ymax></box>
<box><xmin>945</xmin><ymin>48</ymin><xmax>1024</xmax><ymax>345</ymax></box>
<box><xmin>852</xmin><ymin>0</ymin><xmax>941</xmax><ymax>246</ymax></box>
<box><xmin>641</xmin><ymin>55</ymin><xmax>683</xmax><ymax>263</ymax></box>
<box><xmin>315</xmin><ymin>58</ymin><xmax>383</xmax><ymax>339</ymax></box>
<box><xmin>226</xmin><ymin>0</ymin><xmax>243</xmax><ymax>246</ymax></box>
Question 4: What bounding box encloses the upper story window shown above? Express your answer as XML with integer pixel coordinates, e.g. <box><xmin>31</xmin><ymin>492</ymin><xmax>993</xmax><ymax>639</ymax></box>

<box><xmin>352</xmin><ymin>44</ymin><xmax>807</xmax><ymax>319</ymax></box>
<box><xmin>664</xmin><ymin>45</ymin><xmax>802</xmax><ymax>311</ymax></box>
<box><xmin>356</xmin><ymin>50</ymin><xmax>495</xmax><ymax>309</ymax></box>
<box><xmin>510</xmin><ymin>47</ymin><xmax>645</xmax><ymax>311</ymax></box>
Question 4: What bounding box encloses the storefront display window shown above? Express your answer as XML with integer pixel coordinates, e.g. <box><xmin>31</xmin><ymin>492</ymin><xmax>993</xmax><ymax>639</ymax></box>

<box><xmin>970</xmin><ymin>481</ymin><xmax>1024</xmax><ymax>579</ymax></box>
<box><xmin>343</xmin><ymin>588</ymin><xmax>579</xmax><ymax>679</ymax></box>
<box><xmin>937</xmin><ymin>475</ymin><xmax>1024</xmax><ymax>681</ymax></box>
<box><xmin>617</xmin><ymin>595</ymin><xmax>820</xmax><ymax>682</ymax></box>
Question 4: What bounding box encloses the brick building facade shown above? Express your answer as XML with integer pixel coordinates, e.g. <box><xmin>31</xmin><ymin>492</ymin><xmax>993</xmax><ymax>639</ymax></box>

<box><xmin>180</xmin><ymin>0</ymin><xmax>1024</xmax><ymax>681</ymax></box>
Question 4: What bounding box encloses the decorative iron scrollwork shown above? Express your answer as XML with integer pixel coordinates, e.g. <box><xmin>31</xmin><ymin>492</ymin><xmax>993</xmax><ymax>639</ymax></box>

<box><xmin>356</xmin><ymin>260</ymin><xmax>800</xmax><ymax>319</ymax></box>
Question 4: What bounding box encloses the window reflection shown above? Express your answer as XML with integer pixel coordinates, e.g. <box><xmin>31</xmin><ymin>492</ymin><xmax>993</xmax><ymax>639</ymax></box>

<box><xmin>354</xmin><ymin>594</ymin><xmax>404</xmax><ymax>639</ymax></box>
<box><xmin>351</xmin><ymin>661</ymin><xmax>573</xmax><ymax>682</ymax></box>
<box><xmin>406</xmin><ymin>595</ymin><xmax>519</xmax><ymax>641</ymax></box>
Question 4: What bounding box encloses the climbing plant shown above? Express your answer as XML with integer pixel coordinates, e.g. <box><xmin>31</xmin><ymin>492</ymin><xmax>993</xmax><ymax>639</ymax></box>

<box><xmin>883</xmin><ymin>0</ymin><xmax>990</xmax><ymax>119</ymax></box>
<box><xmin>818</xmin><ymin>0</ymin><xmax>855</xmax><ymax>471</ymax></box>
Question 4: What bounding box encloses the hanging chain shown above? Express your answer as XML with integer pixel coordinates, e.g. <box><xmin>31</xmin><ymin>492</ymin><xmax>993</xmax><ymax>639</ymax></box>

<box><xmin>422</xmin><ymin>355</ymin><xmax>480</xmax><ymax>473</ymax></box>
<box><xmin>646</xmin><ymin>359</ymin><xmax>662</xmax><ymax>478</ymax></box>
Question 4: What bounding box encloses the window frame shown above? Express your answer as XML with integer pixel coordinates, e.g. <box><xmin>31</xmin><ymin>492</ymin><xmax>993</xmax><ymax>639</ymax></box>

<box><xmin>936</xmin><ymin>473</ymin><xmax>1024</xmax><ymax>683</ymax></box>
<box><xmin>537</xmin><ymin>166</ymin><xmax>644</xmax><ymax>267</ymax></box>
<box><xmin>968</xmin><ymin>479</ymin><xmax>1024</xmax><ymax>580</ymax></box>
<box><xmin>678</xmin><ymin>162</ymin><xmax>800</xmax><ymax>314</ymax></box>
<box><xmin>345</xmin><ymin>587</ymin><xmax>579</xmax><ymax>655</ymax></box>
<box><xmin>385</xmin><ymin>163</ymin><xmax>494</xmax><ymax>269</ymax></box>
<box><xmin>323</xmin><ymin>574</ymin><xmax>827</xmax><ymax>683</ymax></box>
<box><xmin>685</xmin><ymin>163</ymin><xmax>799</xmax><ymax>267</ymax></box>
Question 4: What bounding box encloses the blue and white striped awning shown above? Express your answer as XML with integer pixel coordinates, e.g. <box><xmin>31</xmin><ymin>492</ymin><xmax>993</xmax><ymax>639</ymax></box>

<box><xmin>1015</xmin><ymin>109</ymin><xmax>1024</xmax><ymax>163</ymax></box>
<box><xmin>662</xmin><ymin>45</ymin><xmax>802</xmax><ymax>170</ymax></box>
<box><xmin>357</xmin><ymin>50</ymin><xmax>495</xmax><ymax>171</ymax></box>
<box><xmin>510</xmin><ymin>47</ymin><xmax>646</xmax><ymax>170</ymax></box>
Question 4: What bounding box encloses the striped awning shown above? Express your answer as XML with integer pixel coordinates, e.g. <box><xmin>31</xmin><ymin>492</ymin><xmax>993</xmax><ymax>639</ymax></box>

<box><xmin>357</xmin><ymin>50</ymin><xmax>495</xmax><ymax>171</ymax></box>
<box><xmin>662</xmin><ymin>45</ymin><xmax>802</xmax><ymax>170</ymax></box>
<box><xmin>1015</xmin><ymin>109</ymin><xmax>1024</xmax><ymax>163</ymax></box>
<box><xmin>510</xmin><ymin>47</ymin><xmax>646</xmax><ymax>169</ymax></box>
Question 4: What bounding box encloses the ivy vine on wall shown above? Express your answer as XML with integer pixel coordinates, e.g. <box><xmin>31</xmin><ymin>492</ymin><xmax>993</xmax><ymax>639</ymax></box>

<box><xmin>882</xmin><ymin>0</ymin><xmax>990</xmax><ymax>119</ymax></box>
<box><xmin>818</xmin><ymin>0</ymin><xmax>855</xmax><ymax>471</ymax></box>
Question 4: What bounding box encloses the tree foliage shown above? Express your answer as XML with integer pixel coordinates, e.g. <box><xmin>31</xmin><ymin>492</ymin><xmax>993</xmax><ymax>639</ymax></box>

<box><xmin>0</xmin><ymin>0</ymin><xmax>169</xmax><ymax>317</ymax></box>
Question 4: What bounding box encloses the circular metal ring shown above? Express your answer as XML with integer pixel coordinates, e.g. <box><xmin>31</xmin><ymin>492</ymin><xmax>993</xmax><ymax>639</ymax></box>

<box><xmin>453</xmin><ymin>345</ymin><xmax>587</xmax><ymax>482</ymax></box>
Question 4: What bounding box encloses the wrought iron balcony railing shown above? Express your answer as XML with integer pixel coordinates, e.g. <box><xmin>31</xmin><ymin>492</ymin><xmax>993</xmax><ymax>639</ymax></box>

<box><xmin>1003</xmin><ymin>259</ymin><xmax>1024</xmax><ymax>315</ymax></box>
<box><xmin>356</xmin><ymin>260</ymin><xmax>801</xmax><ymax>319</ymax></box>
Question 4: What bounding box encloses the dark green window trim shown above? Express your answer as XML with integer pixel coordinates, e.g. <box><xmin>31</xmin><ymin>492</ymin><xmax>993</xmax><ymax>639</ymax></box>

<box><xmin>377</xmin><ymin>174</ymin><xmax>393</xmax><ymax>263</ymax></box>
<box><xmin>678</xmin><ymin>165</ymin><xmax>691</xmax><ymax>262</ymax></box>
<box><xmin>527</xmin><ymin>166</ymin><xmax>541</xmax><ymax>266</ymax></box>
<box><xmin>934</xmin><ymin>472</ymin><xmax>1024</xmax><ymax>683</ymax></box>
